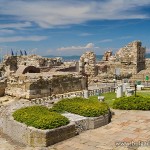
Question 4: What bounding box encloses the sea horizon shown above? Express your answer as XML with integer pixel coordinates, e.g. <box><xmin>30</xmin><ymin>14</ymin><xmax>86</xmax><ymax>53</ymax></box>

<box><xmin>1</xmin><ymin>53</ymin><xmax>150</xmax><ymax>63</ymax></box>
<box><xmin>44</xmin><ymin>53</ymin><xmax>150</xmax><ymax>62</ymax></box>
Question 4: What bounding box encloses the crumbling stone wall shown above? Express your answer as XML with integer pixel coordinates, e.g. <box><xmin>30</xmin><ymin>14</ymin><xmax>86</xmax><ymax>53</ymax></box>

<box><xmin>15</xmin><ymin>55</ymin><xmax>62</xmax><ymax>67</ymax></box>
<box><xmin>2</xmin><ymin>56</ymin><xmax>18</xmax><ymax>75</ymax></box>
<box><xmin>5</xmin><ymin>74</ymin><xmax>86</xmax><ymax>99</ymax></box>
<box><xmin>96</xmin><ymin>41</ymin><xmax>146</xmax><ymax>81</ymax></box>
<box><xmin>115</xmin><ymin>41</ymin><xmax>145</xmax><ymax>73</ymax></box>
<box><xmin>102</xmin><ymin>51</ymin><xmax>112</xmax><ymax>61</ymax></box>
<box><xmin>0</xmin><ymin>80</ymin><xmax>6</xmax><ymax>97</ymax></box>
<box><xmin>79</xmin><ymin>51</ymin><xmax>97</xmax><ymax>77</ymax></box>
<box><xmin>2</xmin><ymin>55</ymin><xmax>62</xmax><ymax>75</ymax></box>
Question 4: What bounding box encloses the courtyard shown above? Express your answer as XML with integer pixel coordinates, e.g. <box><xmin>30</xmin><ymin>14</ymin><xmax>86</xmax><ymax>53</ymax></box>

<box><xmin>0</xmin><ymin>108</ymin><xmax>150</xmax><ymax>150</ymax></box>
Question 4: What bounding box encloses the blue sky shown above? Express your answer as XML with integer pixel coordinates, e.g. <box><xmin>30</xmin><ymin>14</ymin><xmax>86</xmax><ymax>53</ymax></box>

<box><xmin>0</xmin><ymin>0</ymin><xmax>150</xmax><ymax>56</ymax></box>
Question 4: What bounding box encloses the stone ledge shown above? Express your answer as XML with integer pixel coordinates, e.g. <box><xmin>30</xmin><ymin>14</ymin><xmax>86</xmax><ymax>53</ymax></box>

<box><xmin>2</xmin><ymin>116</ymin><xmax>76</xmax><ymax>147</ymax></box>
<box><xmin>63</xmin><ymin>111</ymin><xmax>111</xmax><ymax>134</ymax></box>
<box><xmin>88</xmin><ymin>113</ymin><xmax>110</xmax><ymax>129</ymax></box>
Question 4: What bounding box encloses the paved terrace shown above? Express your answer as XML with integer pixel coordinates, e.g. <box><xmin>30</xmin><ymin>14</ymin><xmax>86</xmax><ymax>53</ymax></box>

<box><xmin>0</xmin><ymin>109</ymin><xmax>150</xmax><ymax>150</ymax></box>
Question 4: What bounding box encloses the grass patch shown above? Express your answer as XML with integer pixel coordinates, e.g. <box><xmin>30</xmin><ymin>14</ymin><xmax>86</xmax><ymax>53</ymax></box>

<box><xmin>51</xmin><ymin>97</ymin><xmax>109</xmax><ymax>117</ymax></box>
<box><xmin>137</xmin><ymin>91</ymin><xmax>150</xmax><ymax>97</ymax></box>
<box><xmin>89</xmin><ymin>92</ymin><xmax>116</xmax><ymax>107</ymax></box>
<box><xmin>13</xmin><ymin>106</ymin><xmax>69</xmax><ymax>130</ymax></box>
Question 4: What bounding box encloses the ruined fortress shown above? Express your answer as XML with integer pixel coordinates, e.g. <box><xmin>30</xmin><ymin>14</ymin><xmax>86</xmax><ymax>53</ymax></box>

<box><xmin>0</xmin><ymin>40</ymin><xmax>148</xmax><ymax>99</ymax></box>
<box><xmin>0</xmin><ymin>54</ymin><xmax>86</xmax><ymax>99</ymax></box>
<box><xmin>78</xmin><ymin>40</ymin><xmax>146</xmax><ymax>83</ymax></box>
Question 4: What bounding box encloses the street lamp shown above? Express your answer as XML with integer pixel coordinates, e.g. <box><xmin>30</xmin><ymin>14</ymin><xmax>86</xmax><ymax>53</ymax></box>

<box><xmin>113</xmin><ymin>78</ymin><xmax>116</xmax><ymax>92</ymax></box>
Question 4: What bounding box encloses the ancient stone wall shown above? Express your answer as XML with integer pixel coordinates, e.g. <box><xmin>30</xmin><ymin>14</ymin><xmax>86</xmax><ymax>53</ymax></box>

<box><xmin>16</xmin><ymin>55</ymin><xmax>62</xmax><ymax>67</ymax></box>
<box><xmin>2</xmin><ymin>55</ymin><xmax>62</xmax><ymax>75</ymax></box>
<box><xmin>5</xmin><ymin>74</ymin><xmax>86</xmax><ymax>99</ymax></box>
<box><xmin>102</xmin><ymin>51</ymin><xmax>112</xmax><ymax>61</ymax></box>
<box><xmin>115</xmin><ymin>41</ymin><xmax>145</xmax><ymax>73</ymax></box>
<box><xmin>79</xmin><ymin>51</ymin><xmax>97</xmax><ymax>77</ymax></box>
<box><xmin>97</xmin><ymin>41</ymin><xmax>146</xmax><ymax>81</ymax></box>
<box><xmin>0</xmin><ymin>79</ymin><xmax>7</xmax><ymax>97</ymax></box>
<box><xmin>145</xmin><ymin>58</ymin><xmax>150</xmax><ymax>69</ymax></box>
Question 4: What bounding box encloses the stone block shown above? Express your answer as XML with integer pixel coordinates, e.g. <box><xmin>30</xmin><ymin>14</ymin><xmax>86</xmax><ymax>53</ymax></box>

<box><xmin>88</xmin><ymin>114</ymin><xmax>110</xmax><ymax>129</ymax></box>
<box><xmin>137</xmin><ymin>85</ymin><xmax>144</xmax><ymax>91</ymax></box>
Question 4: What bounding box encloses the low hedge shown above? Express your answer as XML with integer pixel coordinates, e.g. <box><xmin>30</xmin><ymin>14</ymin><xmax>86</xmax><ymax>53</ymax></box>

<box><xmin>51</xmin><ymin>97</ymin><xmax>109</xmax><ymax>117</ymax></box>
<box><xmin>13</xmin><ymin>106</ymin><xmax>69</xmax><ymax>129</ymax></box>
<box><xmin>113</xmin><ymin>95</ymin><xmax>150</xmax><ymax>110</ymax></box>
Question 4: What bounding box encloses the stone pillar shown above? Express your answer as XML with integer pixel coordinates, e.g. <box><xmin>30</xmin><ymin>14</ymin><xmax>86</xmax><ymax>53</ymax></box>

<box><xmin>83</xmin><ymin>90</ymin><xmax>89</xmax><ymax>99</ymax></box>
<box><xmin>123</xmin><ymin>83</ymin><xmax>130</xmax><ymax>92</ymax></box>
<box><xmin>116</xmin><ymin>84</ymin><xmax>123</xmax><ymax>98</ymax></box>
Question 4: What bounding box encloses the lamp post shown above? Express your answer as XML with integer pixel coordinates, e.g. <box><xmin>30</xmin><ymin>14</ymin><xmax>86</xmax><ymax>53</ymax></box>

<box><xmin>113</xmin><ymin>78</ymin><xmax>116</xmax><ymax>92</ymax></box>
<box><xmin>134</xmin><ymin>82</ymin><xmax>137</xmax><ymax>97</ymax></box>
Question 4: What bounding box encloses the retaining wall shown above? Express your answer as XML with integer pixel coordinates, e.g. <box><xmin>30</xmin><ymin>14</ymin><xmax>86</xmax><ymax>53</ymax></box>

<box><xmin>1</xmin><ymin>111</ymin><xmax>111</xmax><ymax>147</ymax></box>
<box><xmin>30</xmin><ymin>86</ymin><xmax>114</xmax><ymax>107</ymax></box>
<box><xmin>2</xmin><ymin>116</ymin><xmax>76</xmax><ymax>147</ymax></box>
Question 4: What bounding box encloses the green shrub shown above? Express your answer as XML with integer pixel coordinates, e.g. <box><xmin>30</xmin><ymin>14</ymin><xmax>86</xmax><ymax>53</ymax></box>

<box><xmin>51</xmin><ymin>97</ymin><xmax>109</xmax><ymax>117</ymax></box>
<box><xmin>13</xmin><ymin>106</ymin><xmax>69</xmax><ymax>129</ymax></box>
<box><xmin>113</xmin><ymin>95</ymin><xmax>150</xmax><ymax>110</ymax></box>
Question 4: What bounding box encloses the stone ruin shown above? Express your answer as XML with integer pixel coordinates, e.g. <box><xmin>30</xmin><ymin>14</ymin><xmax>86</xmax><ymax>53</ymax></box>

<box><xmin>115</xmin><ymin>40</ymin><xmax>145</xmax><ymax>73</ymax></box>
<box><xmin>0</xmin><ymin>54</ymin><xmax>87</xmax><ymax>99</ymax></box>
<box><xmin>102</xmin><ymin>51</ymin><xmax>112</xmax><ymax>61</ymax></box>
<box><xmin>79</xmin><ymin>51</ymin><xmax>98</xmax><ymax>77</ymax></box>
<box><xmin>5</xmin><ymin>72</ymin><xmax>86</xmax><ymax>99</ymax></box>
<box><xmin>1</xmin><ymin>54</ymin><xmax>62</xmax><ymax>76</ymax></box>
<box><xmin>0</xmin><ymin>40</ymin><xmax>148</xmax><ymax>98</ymax></box>
<box><xmin>95</xmin><ymin>40</ymin><xmax>146</xmax><ymax>82</ymax></box>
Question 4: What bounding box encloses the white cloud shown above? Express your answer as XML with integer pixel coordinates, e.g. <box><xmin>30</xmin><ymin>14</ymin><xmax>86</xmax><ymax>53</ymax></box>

<box><xmin>0</xmin><ymin>29</ymin><xmax>15</xmax><ymax>35</ymax></box>
<box><xmin>0</xmin><ymin>0</ymin><xmax>149</xmax><ymax>28</ymax></box>
<box><xmin>79</xmin><ymin>33</ymin><xmax>93</xmax><ymax>36</ymax></box>
<box><xmin>0</xmin><ymin>22</ymin><xmax>32</xmax><ymax>29</ymax></box>
<box><xmin>98</xmin><ymin>39</ymin><xmax>113</xmax><ymax>43</ymax></box>
<box><xmin>57</xmin><ymin>43</ymin><xmax>98</xmax><ymax>51</ymax></box>
<box><xmin>0</xmin><ymin>36</ymin><xmax>47</xmax><ymax>43</ymax></box>
<box><xmin>85</xmin><ymin>43</ymin><xmax>94</xmax><ymax>49</ymax></box>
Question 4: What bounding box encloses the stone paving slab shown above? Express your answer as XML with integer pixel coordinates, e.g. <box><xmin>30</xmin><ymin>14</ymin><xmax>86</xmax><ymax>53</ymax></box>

<box><xmin>0</xmin><ymin>109</ymin><xmax>150</xmax><ymax>150</ymax></box>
